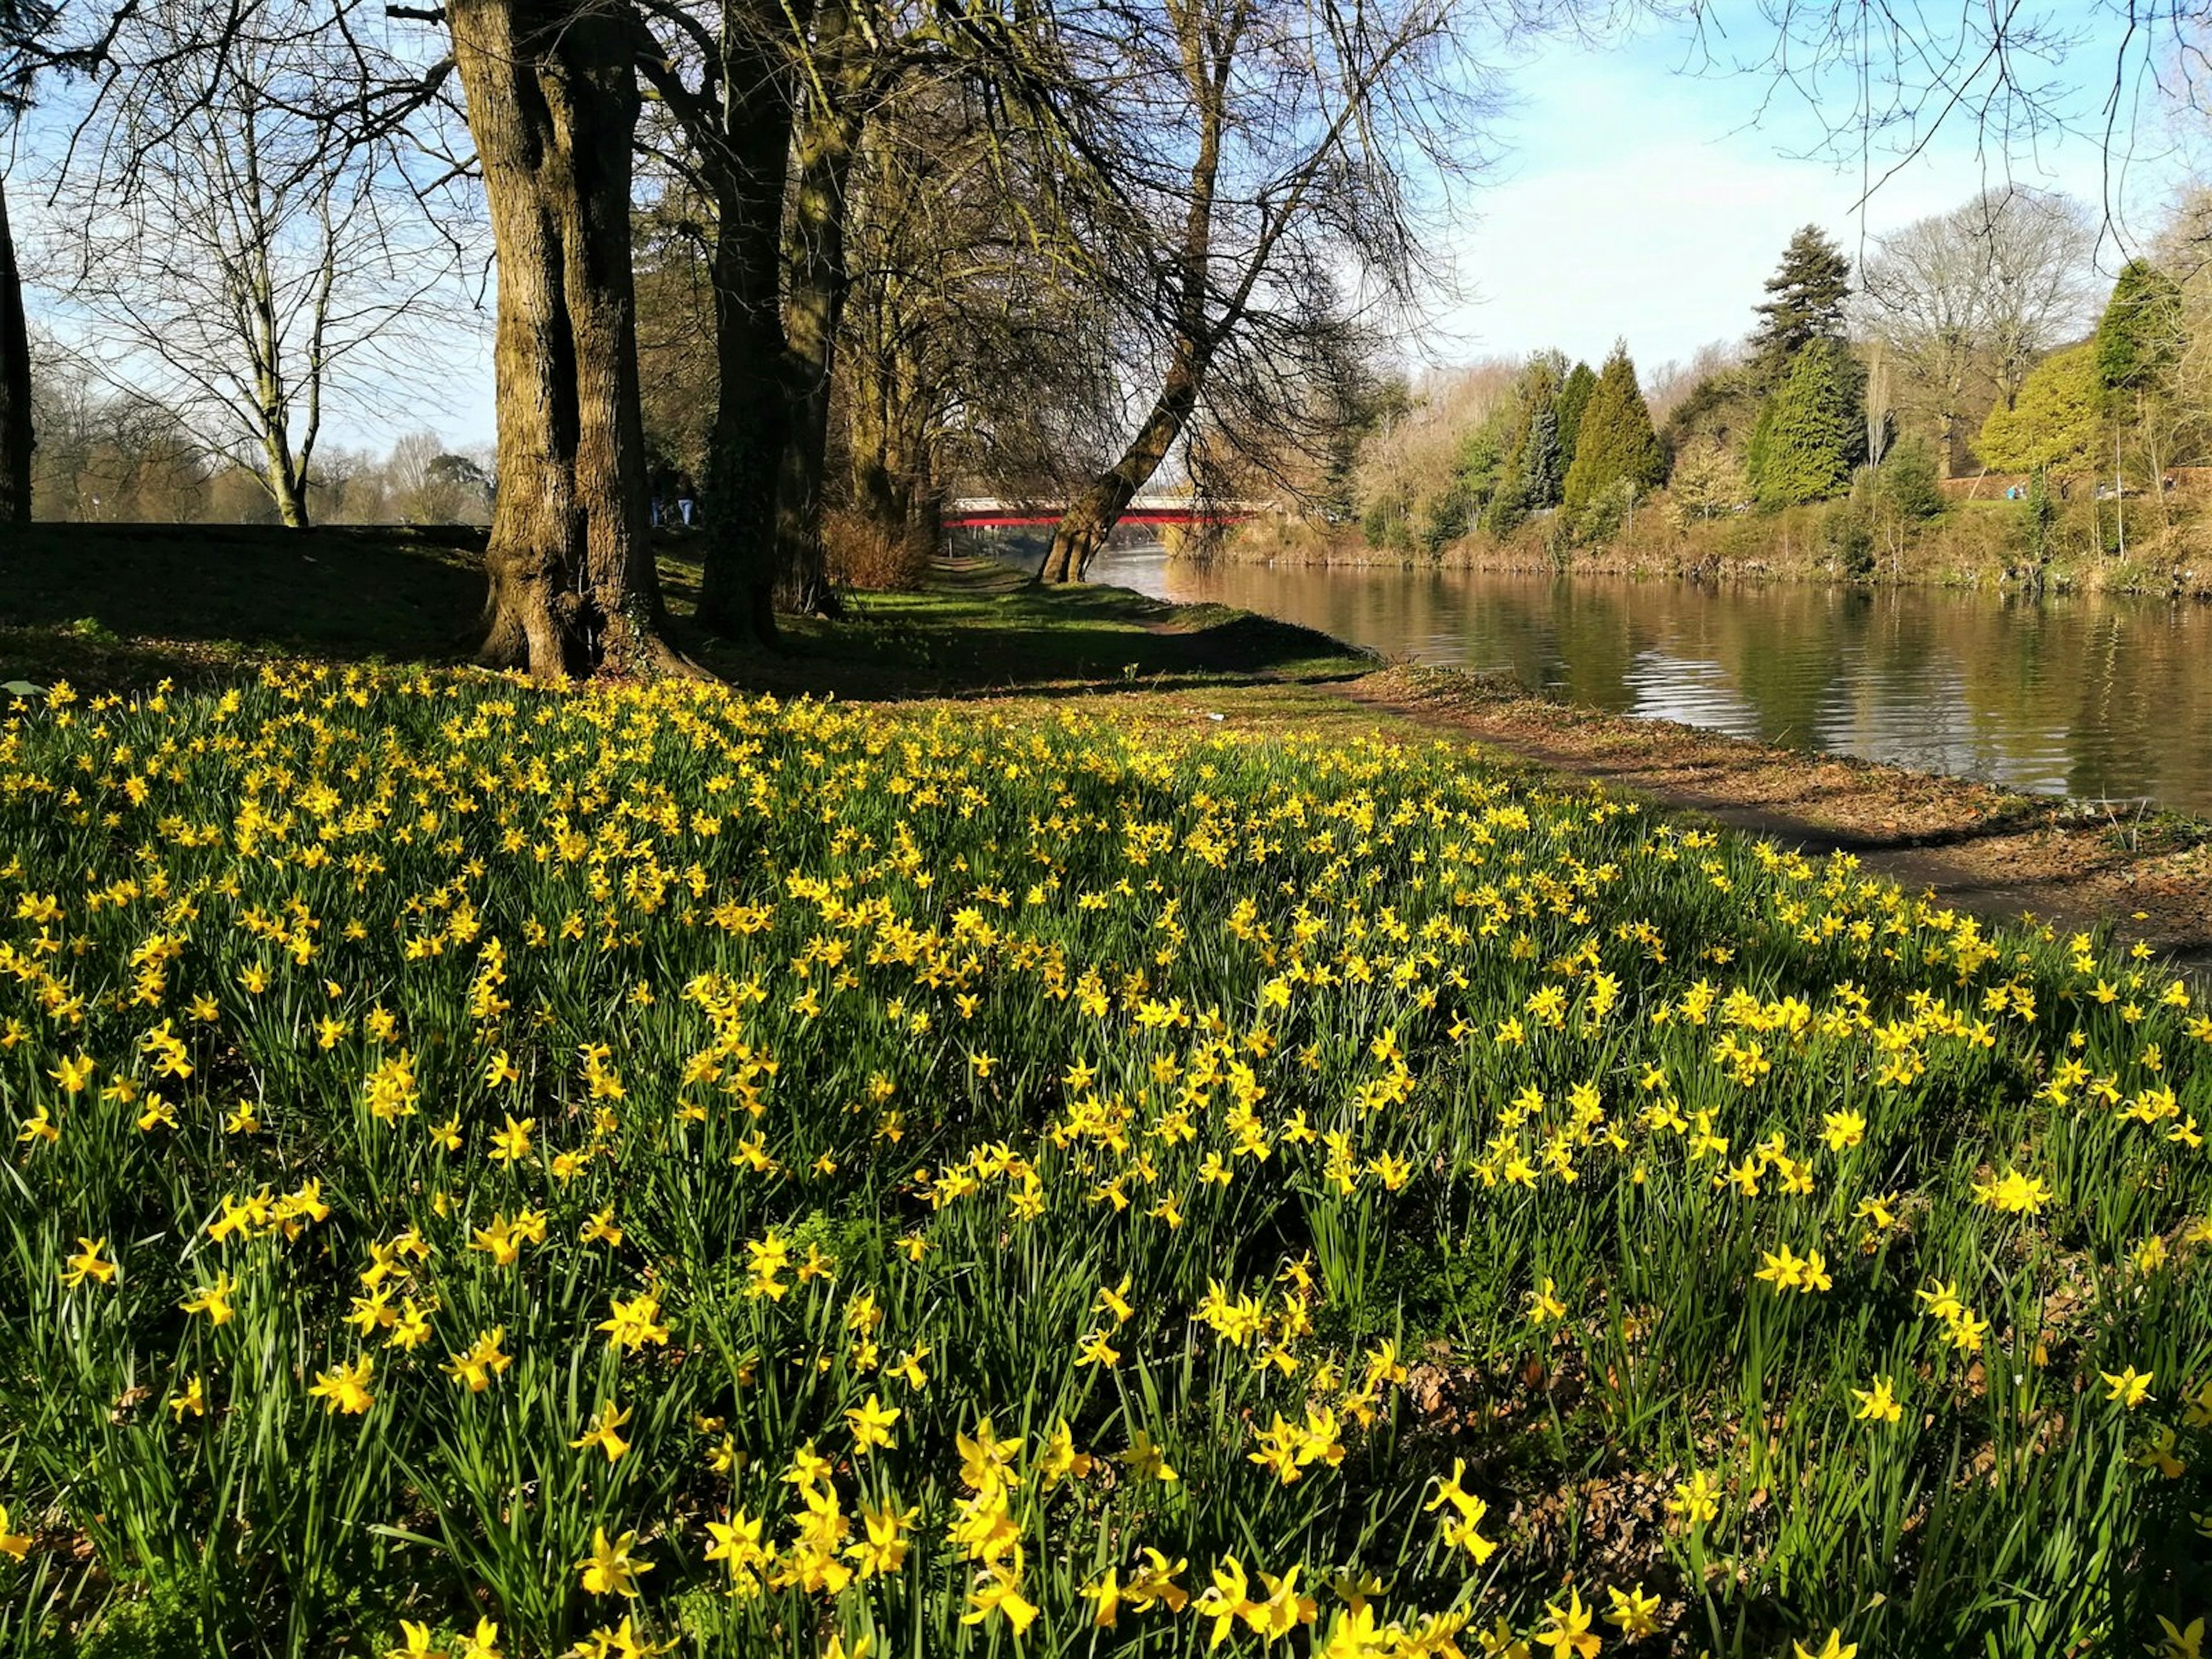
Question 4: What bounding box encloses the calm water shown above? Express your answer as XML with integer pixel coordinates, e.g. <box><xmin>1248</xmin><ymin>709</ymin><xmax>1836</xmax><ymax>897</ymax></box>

<box><xmin>1084</xmin><ymin>546</ymin><xmax>2212</xmax><ymax>816</ymax></box>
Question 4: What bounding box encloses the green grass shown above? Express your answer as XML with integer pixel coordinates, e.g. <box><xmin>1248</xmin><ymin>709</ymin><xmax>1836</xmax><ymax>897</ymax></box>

<box><xmin>0</xmin><ymin>668</ymin><xmax>2205</xmax><ymax>1659</ymax></box>
<box><xmin>0</xmin><ymin>524</ymin><xmax>488</xmax><ymax>689</ymax></box>
<box><xmin>0</xmin><ymin>526</ymin><xmax>1369</xmax><ymax>701</ymax></box>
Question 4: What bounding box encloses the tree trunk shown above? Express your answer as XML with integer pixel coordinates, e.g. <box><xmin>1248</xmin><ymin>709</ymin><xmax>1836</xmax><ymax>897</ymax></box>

<box><xmin>693</xmin><ymin>0</ymin><xmax>796</xmax><ymax>645</ymax></box>
<box><xmin>847</xmin><ymin>350</ymin><xmax>903</xmax><ymax>537</ymax></box>
<box><xmin>1040</xmin><ymin>351</ymin><xmax>1205</xmax><ymax>582</ymax></box>
<box><xmin>263</xmin><ymin>427</ymin><xmax>312</xmax><ymax>528</ymax></box>
<box><xmin>448</xmin><ymin>0</ymin><xmax>692</xmax><ymax>680</ymax></box>
<box><xmin>1040</xmin><ymin>9</ymin><xmax>1229</xmax><ymax>585</ymax></box>
<box><xmin>774</xmin><ymin>0</ymin><xmax>863</xmax><ymax>616</ymax></box>
<box><xmin>0</xmin><ymin>175</ymin><xmax>33</xmax><ymax>529</ymax></box>
<box><xmin>906</xmin><ymin>463</ymin><xmax>942</xmax><ymax>565</ymax></box>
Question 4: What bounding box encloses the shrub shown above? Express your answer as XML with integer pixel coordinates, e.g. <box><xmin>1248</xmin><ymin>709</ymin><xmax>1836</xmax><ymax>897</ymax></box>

<box><xmin>823</xmin><ymin>509</ymin><xmax>930</xmax><ymax>591</ymax></box>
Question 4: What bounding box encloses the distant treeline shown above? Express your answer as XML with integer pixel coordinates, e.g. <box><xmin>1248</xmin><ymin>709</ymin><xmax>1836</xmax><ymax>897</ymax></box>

<box><xmin>25</xmin><ymin>351</ymin><xmax>491</xmax><ymax>527</ymax></box>
<box><xmin>1340</xmin><ymin>188</ymin><xmax>2212</xmax><ymax>567</ymax></box>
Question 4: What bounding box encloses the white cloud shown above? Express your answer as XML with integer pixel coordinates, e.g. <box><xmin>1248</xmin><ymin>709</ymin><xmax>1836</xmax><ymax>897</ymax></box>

<box><xmin>1427</xmin><ymin>26</ymin><xmax>2174</xmax><ymax>375</ymax></box>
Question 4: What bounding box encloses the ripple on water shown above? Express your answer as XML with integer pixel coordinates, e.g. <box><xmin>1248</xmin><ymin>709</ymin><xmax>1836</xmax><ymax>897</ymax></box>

<box><xmin>1063</xmin><ymin>546</ymin><xmax>2212</xmax><ymax>815</ymax></box>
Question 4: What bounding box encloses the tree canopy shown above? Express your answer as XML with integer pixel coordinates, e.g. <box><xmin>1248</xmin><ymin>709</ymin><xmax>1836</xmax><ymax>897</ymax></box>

<box><xmin>1555</xmin><ymin>359</ymin><xmax>1597</xmax><ymax>465</ymax></box>
<box><xmin>1561</xmin><ymin>343</ymin><xmax>1662</xmax><ymax>516</ymax></box>
<box><xmin>1750</xmin><ymin>225</ymin><xmax>1851</xmax><ymax>384</ymax></box>
<box><xmin>2093</xmin><ymin>258</ymin><xmax>2182</xmax><ymax>402</ymax></box>
<box><xmin>1977</xmin><ymin>342</ymin><xmax>2102</xmax><ymax>474</ymax></box>
<box><xmin>1750</xmin><ymin>338</ymin><xmax>1863</xmax><ymax>505</ymax></box>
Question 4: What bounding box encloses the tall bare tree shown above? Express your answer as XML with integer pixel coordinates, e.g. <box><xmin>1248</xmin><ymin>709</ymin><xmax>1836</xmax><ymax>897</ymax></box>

<box><xmin>1</xmin><ymin>0</ymin><xmax>63</xmax><ymax>528</ymax></box>
<box><xmin>0</xmin><ymin>125</ymin><xmax>29</xmax><ymax>527</ymax></box>
<box><xmin>37</xmin><ymin>0</ymin><xmax>469</xmax><ymax>528</ymax></box>
<box><xmin>631</xmin><ymin>0</ymin><xmax>801</xmax><ymax>642</ymax></box>
<box><xmin>834</xmin><ymin>68</ymin><xmax>1119</xmax><ymax>552</ymax></box>
<box><xmin>1856</xmin><ymin>188</ymin><xmax>2094</xmax><ymax>472</ymax></box>
<box><xmin>1036</xmin><ymin>0</ymin><xmax>1479</xmax><ymax>582</ymax></box>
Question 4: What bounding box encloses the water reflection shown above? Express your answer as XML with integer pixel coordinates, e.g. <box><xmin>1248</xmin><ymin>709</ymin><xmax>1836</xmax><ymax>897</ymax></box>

<box><xmin>1084</xmin><ymin>546</ymin><xmax>2212</xmax><ymax>815</ymax></box>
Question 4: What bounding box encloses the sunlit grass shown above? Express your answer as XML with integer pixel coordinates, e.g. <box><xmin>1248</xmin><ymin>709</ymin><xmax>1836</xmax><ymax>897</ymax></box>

<box><xmin>0</xmin><ymin>665</ymin><xmax>2205</xmax><ymax>1659</ymax></box>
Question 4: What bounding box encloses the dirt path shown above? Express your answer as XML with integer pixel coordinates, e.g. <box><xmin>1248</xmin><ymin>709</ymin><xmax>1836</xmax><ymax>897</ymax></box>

<box><xmin>1340</xmin><ymin>664</ymin><xmax>2212</xmax><ymax>976</ymax></box>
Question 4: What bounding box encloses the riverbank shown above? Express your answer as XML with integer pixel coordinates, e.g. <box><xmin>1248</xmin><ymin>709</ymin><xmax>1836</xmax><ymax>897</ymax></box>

<box><xmin>5</xmin><ymin>526</ymin><xmax>2207</xmax><ymax>969</ymax></box>
<box><xmin>1221</xmin><ymin>496</ymin><xmax>2212</xmax><ymax>597</ymax></box>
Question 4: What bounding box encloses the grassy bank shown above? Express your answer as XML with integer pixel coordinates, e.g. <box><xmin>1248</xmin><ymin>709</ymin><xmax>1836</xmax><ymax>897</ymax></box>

<box><xmin>5</xmin><ymin>639</ymin><xmax>2210</xmax><ymax>1659</ymax></box>
<box><xmin>1</xmin><ymin>525</ymin><xmax>2210</xmax><ymax>1658</ymax></box>
<box><xmin>1221</xmin><ymin>497</ymin><xmax>2212</xmax><ymax>599</ymax></box>
<box><xmin>4</xmin><ymin>525</ymin><xmax>2209</xmax><ymax>965</ymax></box>
<box><xmin>0</xmin><ymin>524</ymin><xmax>1368</xmax><ymax>701</ymax></box>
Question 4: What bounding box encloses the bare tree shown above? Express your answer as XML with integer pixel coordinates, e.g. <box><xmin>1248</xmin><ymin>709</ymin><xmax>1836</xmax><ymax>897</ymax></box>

<box><xmin>1855</xmin><ymin>188</ymin><xmax>2094</xmax><ymax>472</ymax></box>
<box><xmin>37</xmin><ymin>0</ymin><xmax>468</xmax><ymax>528</ymax></box>
<box><xmin>28</xmin><ymin>337</ymin><xmax>212</xmax><ymax>520</ymax></box>
<box><xmin>0</xmin><ymin>150</ymin><xmax>27</xmax><ymax>526</ymax></box>
<box><xmin>1856</xmin><ymin>211</ymin><xmax>1984</xmax><ymax>471</ymax></box>
<box><xmin>1036</xmin><ymin>0</ymin><xmax>1488</xmax><ymax>582</ymax></box>
<box><xmin>635</xmin><ymin>0</ymin><xmax>1029</xmax><ymax>634</ymax></box>
<box><xmin>1976</xmin><ymin>190</ymin><xmax>2099</xmax><ymax>407</ymax></box>
<box><xmin>835</xmin><ymin>70</ymin><xmax>1121</xmax><ymax>554</ymax></box>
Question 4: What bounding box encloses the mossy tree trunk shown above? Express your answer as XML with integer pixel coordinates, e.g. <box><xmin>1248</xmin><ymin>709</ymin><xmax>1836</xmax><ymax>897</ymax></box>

<box><xmin>773</xmin><ymin>0</ymin><xmax>864</xmax><ymax>616</ymax></box>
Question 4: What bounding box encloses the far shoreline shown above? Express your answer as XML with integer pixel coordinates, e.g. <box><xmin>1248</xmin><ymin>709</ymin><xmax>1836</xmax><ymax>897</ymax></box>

<box><xmin>1190</xmin><ymin>505</ymin><xmax>2212</xmax><ymax>600</ymax></box>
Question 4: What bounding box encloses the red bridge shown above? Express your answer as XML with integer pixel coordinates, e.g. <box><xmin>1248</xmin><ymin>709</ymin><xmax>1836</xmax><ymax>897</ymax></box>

<box><xmin>944</xmin><ymin>495</ymin><xmax>1270</xmax><ymax>529</ymax></box>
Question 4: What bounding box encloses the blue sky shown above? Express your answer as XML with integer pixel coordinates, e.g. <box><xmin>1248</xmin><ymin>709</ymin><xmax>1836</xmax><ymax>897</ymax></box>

<box><xmin>31</xmin><ymin>2</ymin><xmax>2186</xmax><ymax>453</ymax></box>
<box><xmin>1427</xmin><ymin>3</ymin><xmax>2190</xmax><ymax>378</ymax></box>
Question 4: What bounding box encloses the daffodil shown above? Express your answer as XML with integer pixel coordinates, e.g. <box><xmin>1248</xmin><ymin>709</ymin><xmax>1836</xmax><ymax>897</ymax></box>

<box><xmin>1605</xmin><ymin>1582</ymin><xmax>1661</xmax><ymax>1640</ymax></box>
<box><xmin>60</xmin><ymin>1237</ymin><xmax>115</xmax><ymax>1289</ymax></box>
<box><xmin>2103</xmin><ymin>1365</ymin><xmax>2155</xmax><ymax>1408</ymax></box>
<box><xmin>1532</xmin><ymin>1588</ymin><xmax>1601</xmax><ymax>1658</ymax></box>
<box><xmin>845</xmin><ymin>1392</ymin><xmax>899</xmax><ymax>1453</ymax></box>
<box><xmin>599</xmin><ymin>1291</ymin><xmax>670</xmax><ymax>1353</ymax></box>
<box><xmin>442</xmin><ymin>1329</ymin><xmax>512</xmax><ymax>1393</ymax></box>
<box><xmin>571</xmin><ymin>1401</ymin><xmax>632</xmax><ymax>1463</ymax></box>
<box><xmin>1853</xmin><ymin>1375</ymin><xmax>1904</xmax><ymax>1424</ymax></box>
<box><xmin>577</xmin><ymin>1526</ymin><xmax>652</xmax><ymax>1597</ymax></box>
<box><xmin>308</xmin><ymin>1355</ymin><xmax>374</xmax><ymax>1415</ymax></box>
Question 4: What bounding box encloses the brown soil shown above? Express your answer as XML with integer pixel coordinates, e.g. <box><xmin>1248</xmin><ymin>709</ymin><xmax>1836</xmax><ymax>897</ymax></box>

<box><xmin>1344</xmin><ymin>663</ymin><xmax>2212</xmax><ymax>976</ymax></box>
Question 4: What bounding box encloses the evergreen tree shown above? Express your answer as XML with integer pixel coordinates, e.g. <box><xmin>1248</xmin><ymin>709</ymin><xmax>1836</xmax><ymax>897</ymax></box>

<box><xmin>1561</xmin><ymin>343</ymin><xmax>1664</xmax><ymax>516</ymax></box>
<box><xmin>2093</xmin><ymin>259</ymin><xmax>2181</xmax><ymax>403</ymax></box>
<box><xmin>1483</xmin><ymin>359</ymin><xmax>1562</xmax><ymax>535</ymax></box>
<box><xmin>1875</xmin><ymin>437</ymin><xmax>1945</xmax><ymax>521</ymax></box>
<box><xmin>1519</xmin><ymin>395</ymin><xmax>1563</xmax><ymax>507</ymax></box>
<box><xmin>1452</xmin><ymin>402</ymin><xmax>1515</xmax><ymax>514</ymax></box>
<box><xmin>1749</xmin><ymin>338</ymin><xmax>1864</xmax><ymax>506</ymax></box>
<box><xmin>1751</xmin><ymin>225</ymin><xmax>1852</xmax><ymax>385</ymax></box>
<box><xmin>1666</xmin><ymin>438</ymin><xmax>1749</xmax><ymax>522</ymax></box>
<box><xmin>1555</xmin><ymin>359</ymin><xmax>1597</xmax><ymax>468</ymax></box>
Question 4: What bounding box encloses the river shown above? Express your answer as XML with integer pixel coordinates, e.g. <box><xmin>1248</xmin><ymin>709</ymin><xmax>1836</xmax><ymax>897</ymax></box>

<box><xmin>1083</xmin><ymin>545</ymin><xmax>2212</xmax><ymax>817</ymax></box>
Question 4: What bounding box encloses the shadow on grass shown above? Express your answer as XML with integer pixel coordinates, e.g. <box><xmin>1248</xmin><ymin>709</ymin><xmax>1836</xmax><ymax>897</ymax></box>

<box><xmin>1</xmin><ymin>522</ymin><xmax>488</xmax><ymax>689</ymax></box>
<box><xmin>1</xmin><ymin>529</ymin><xmax>1372</xmax><ymax>702</ymax></box>
<box><xmin>679</xmin><ymin>552</ymin><xmax>1373</xmax><ymax>700</ymax></box>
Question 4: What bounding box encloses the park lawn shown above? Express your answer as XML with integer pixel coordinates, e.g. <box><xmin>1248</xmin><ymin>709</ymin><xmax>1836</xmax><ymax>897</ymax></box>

<box><xmin>0</xmin><ymin>525</ymin><xmax>1369</xmax><ymax>704</ymax></box>
<box><xmin>0</xmin><ymin>652</ymin><xmax>2206</xmax><ymax>1659</ymax></box>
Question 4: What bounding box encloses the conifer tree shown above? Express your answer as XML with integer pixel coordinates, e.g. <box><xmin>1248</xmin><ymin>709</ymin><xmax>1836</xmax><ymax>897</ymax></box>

<box><xmin>2093</xmin><ymin>259</ymin><xmax>2181</xmax><ymax>403</ymax></box>
<box><xmin>1561</xmin><ymin>343</ymin><xmax>1663</xmax><ymax>516</ymax></box>
<box><xmin>1749</xmin><ymin>338</ymin><xmax>1864</xmax><ymax>506</ymax></box>
<box><xmin>1751</xmin><ymin>225</ymin><xmax>1851</xmax><ymax>386</ymax></box>
<box><xmin>1483</xmin><ymin>358</ymin><xmax>1561</xmax><ymax>535</ymax></box>
<box><xmin>1555</xmin><ymin>359</ymin><xmax>1597</xmax><ymax>469</ymax></box>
